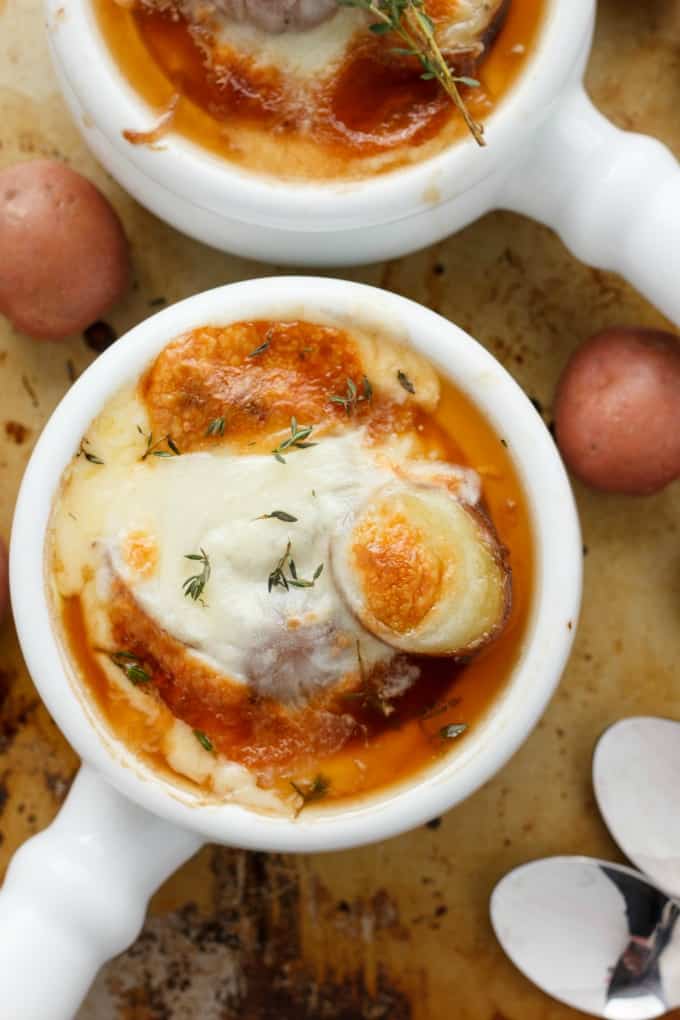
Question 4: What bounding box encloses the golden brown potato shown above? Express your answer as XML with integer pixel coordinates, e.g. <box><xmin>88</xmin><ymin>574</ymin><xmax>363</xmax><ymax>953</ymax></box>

<box><xmin>555</xmin><ymin>328</ymin><xmax>680</xmax><ymax>495</ymax></box>
<box><xmin>332</xmin><ymin>482</ymin><xmax>510</xmax><ymax>655</ymax></box>
<box><xmin>0</xmin><ymin>160</ymin><xmax>130</xmax><ymax>340</ymax></box>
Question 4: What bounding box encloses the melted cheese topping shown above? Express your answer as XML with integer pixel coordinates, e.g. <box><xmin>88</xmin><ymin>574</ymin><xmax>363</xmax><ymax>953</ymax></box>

<box><xmin>48</xmin><ymin>319</ymin><xmax>516</xmax><ymax>815</ymax></box>
<box><xmin>57</xmin><ymin>426</ymin><xmax>401</xmax><ymax>687</ymax></box>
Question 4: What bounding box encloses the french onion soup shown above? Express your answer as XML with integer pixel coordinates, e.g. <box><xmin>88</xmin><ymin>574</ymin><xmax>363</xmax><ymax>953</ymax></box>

<box><xmin>95</xmin><ymin>0</ymin><xmax>546</xmax><ymax>179</ymax></box>
<box><xmin>48</xmin><ymin>318</ymin><xmax>533</xmax><ymax>816</ymax></box>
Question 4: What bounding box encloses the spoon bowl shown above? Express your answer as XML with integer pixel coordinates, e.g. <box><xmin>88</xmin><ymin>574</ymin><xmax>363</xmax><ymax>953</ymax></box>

<box><xmin>491</xmin><ymin>857</ymin><xmax>680</xmax><ymax>1019</ymax></box>
<box><xmin>594</xmin><ymin>718</ymin><xmax>680</xmax><ymax>900</ymax></box>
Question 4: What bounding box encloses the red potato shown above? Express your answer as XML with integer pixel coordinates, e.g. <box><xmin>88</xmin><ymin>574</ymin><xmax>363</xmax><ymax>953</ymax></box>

<box><xmin>555</xmin><ymin>328</ymin><xmax>680</xmax><ymax>495</ymax></box>
<box><xmin>0</xmin><ymin>160</ymin><xmax>130</xmax><ymax>340</ymax></box>
<box><xmin>0</xmin><ymin>538</ymin><xmax>8</xmax><ymax>625</ymax></box>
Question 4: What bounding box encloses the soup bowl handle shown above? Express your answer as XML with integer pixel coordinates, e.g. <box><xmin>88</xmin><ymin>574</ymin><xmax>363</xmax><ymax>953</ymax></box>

<box><xmin>499</xmin><ymin>85</ymin><xmax>680</xmax><ymax>327</ymax></box>
<box><xmin>0</xmin><ymin>764</ymin><xmax>202</xmax><ymax>1020</ymax></box>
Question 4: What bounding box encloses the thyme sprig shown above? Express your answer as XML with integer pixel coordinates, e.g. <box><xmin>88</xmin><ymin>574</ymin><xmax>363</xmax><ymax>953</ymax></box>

<box><xmin>79</xmin><ymin>439</ymin><xmax>104</xmax><ymax>465</ymax></box>
<box><xmin>108</xmin><ymin>651</ymin><xmax>150</xmax><ymax>685</ymax></box>
<box><xmin>339</xmin><ymin>0</ymin><xmax>484</xmax><ymax>145</ymax></box>
<box><xmin>194</xmin><ymin>729</ymin><xmax>214</xmax><ymax>752</ymax></box>
<box><xmin>268</xmin><ymin>541</ymin><xmax>323</xmax><ymax>592</ymax></box>
<box><xmin>206</xmin><ymin>417</ymin><xmax>226</xmax><ymax>437</ymax></box>
<box><xmin>183</xmin><ymin>547</ymin><xmax>211</xmax><ymax>601</ymax></box>
<box><xmin>397</xmin><ymin>369</ymin><xmax>416</xmax><ymax>394</ymax></box>
<box><xmin>247</xmin><ymin>338</ymin><xmax>271</xmax><ymax>358</ymax></box>
<box><xmin>255</xmin><ymin>510</ymin><xmax>299</xmax><ymax>523</ymax></box>
<box><xmin>138</xmin><ymin>426</ymin><xmax>181</xmax><ymax>460</ymax></box>
<box><xmin>272</xmin><ymin>417</ymin><xmax>317</xmax><ymax>463</ymax></box>
<box><xmin>329</xmin><ymin>375</ymin><xmax>373</xmax><ymax>415</ymax></box>
<box><xmin>291</xmin><ymin>774</ymin><xmax>329</xmax><ymax>810</ymax></box>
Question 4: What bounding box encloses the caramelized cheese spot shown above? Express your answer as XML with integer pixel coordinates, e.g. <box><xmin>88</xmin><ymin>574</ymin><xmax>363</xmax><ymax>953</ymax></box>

<box><xmin>140</xmin><ymin>320</ymin><xmax>367</xmax><ymax>451</ymax></box>
<box><xmin>352</xmin><ymin>506</ymin><xmax>443</xmax><ymax>633</ymax></box>
<box><xmin>122</xmin><ymin>530</ymin><xmax>159</xmax><ymax>578</ymax></box>
<box><xmin>108</xmin><ymin>576</ymin><xmax>359</xmax><ymax>773</ymax></box>
<box><xmin>140</xmin><ymin>319</ymin><xmax>429</xmax><ymax>453</ymax></box>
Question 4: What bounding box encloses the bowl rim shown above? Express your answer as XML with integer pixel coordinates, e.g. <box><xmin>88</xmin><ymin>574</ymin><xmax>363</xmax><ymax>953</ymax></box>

<box><xmin>10</xmin><ymin>277</ymin><xmax>582</xmax><ymax>852</ymax></box>
<box><xmin>45</xmin><ymin>0</ymin><xmax>594</xmax><ymax>231</ymax></box>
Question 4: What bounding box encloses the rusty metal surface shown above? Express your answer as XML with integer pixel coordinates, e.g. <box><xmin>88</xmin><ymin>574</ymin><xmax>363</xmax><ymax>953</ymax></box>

<box><xmin>1</xmin><ymin>1</ymin><xmax>680</xmax><ymax>1016</ymax></box>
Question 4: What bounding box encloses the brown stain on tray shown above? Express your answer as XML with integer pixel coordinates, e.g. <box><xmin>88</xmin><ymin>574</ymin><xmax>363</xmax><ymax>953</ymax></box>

<box><xmin>1</xmin><ymin>0</ymin><xmax>680</xmax><ymax>1016</ymax></box>
<box><xmin>91</xmin><ymin>847</ymin><xmax>414</xmax><ymax>1018</ymax></box>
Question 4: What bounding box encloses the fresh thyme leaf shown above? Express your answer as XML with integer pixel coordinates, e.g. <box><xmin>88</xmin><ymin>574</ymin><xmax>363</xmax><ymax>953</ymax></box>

<box><xmin>109</xmin><ymin>651</ymin><xmax>151</xmax><ymax>685</ymax></box>
<box><xmin>193</xmin><ymin>729</ymin><xmax>214</xmax><ymax>752</ymax></box>
<box><xmin>79</xmin><ymin>441</ymin><xmax>105</xmax><ymax>465</ymax></box>
<box><xmin>329</xmin><ymin>375</ymin><xmax>373</xmax><ymax>415</ymax></box>
<box><xmin>182</xmin><ymin>547</ymin><xmax>211</xmax><ymax>601</ymax></box>
<box><xmin>139</xmin><ymin>428</ymin><xmax>181</xmax><ymax>460</ymax></box>
<box><xmin>206</xmin><ymin>417</ymin><xmax>226</xmax><ymax>437</ymax></box>
<box><xmin>397</xmin><ymin>370</ymin><xmax>416</xmax><ymax>394</ymax></box>
<box><xmin>256</xmin><ymin>510</ymin><xmax>298</xmax><ymax>523</ymax></box>
<box><xmin>440</xmin><ymin>723</ymin><xmax>468</xmax><ymax>741</ymax></box>
<box><xmin>267</xmin><ymin>541</ymin><xmax>323</xmax><ymax>591</ymax></box>
<box><xmin>290</xmin><ymin>774</ymin><xmax>329</xmax><ymax>807</ymax></box>
<box><xmin>338</xmin><ymin>0</ymin><xmax>484</xmax><ymax>144</ymax></box>
<box><xmin>272</xmin><ymin>417</ymin><xmax>317</xmax><ymax>463</ymax></box>
<box><xmin>268</xmin><ymin>540</ymin><xmax>291</xmax><ymax>592</ymax></box>
<box><xmin>247</xmin><ymin>338</ymin><xmax>271</xmax><ymax>358</ymax></box>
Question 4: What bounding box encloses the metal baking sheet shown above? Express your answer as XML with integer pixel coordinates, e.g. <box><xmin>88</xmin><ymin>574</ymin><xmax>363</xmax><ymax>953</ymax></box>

<box><xmin>1</xmin><ymin>1</ymin><xmax>679</xmax><ymax>1016</ymax></box>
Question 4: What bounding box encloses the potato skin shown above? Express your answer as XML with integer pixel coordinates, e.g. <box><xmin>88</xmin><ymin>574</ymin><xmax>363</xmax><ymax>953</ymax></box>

<box><xmin>0</xmin><ymin>160</ymin><xmax>130</xmax><ymax>340</ymax></box>
<box><xmin>555</xmin><ymin>328</ymin><xmax>680</xmax><ymax>495</ymax></box>
<box><xmin>0</xmin><ymin>538</ymin><xmax>8</xmax><ymax>626</ymax></box>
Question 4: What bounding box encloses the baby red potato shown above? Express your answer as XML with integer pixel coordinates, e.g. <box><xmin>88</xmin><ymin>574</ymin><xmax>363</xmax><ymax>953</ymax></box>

<box><xmin>555</xmin><ymin>328</ymin><xmax>680</xmax><ymax>495</ymax></box>
<box><xmin>0</xmin><ymin>160</ymin><xmax>130</xmax><ymax>340</ymax></box>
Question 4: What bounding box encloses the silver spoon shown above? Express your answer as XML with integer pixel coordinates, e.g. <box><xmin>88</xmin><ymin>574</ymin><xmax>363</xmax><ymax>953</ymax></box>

<box><xmin>491</xmin><ymin>857</ymin><xmax>680</xmax><ymax>1019</ymax></box>
<box><xmin>594</xmin><ymin>718</ymin><xmax>680</xmax><ymax>900</ymax></box>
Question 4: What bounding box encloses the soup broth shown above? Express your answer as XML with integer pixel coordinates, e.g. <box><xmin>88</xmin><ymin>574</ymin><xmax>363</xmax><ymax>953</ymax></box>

<box><xmin>93</xmin><ymin>0</ymin><xmax>546</xmax><ymax>179</ymax></box>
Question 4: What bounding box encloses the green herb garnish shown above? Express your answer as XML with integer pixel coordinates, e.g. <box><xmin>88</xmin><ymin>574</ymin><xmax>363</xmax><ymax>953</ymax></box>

<box><xmin>338</xmin><ymin>0</ymin><xmax>483</xmax><ymax>145</ymax></box>
<box><xmin>109</xmin><ymin>651</ymin><xmax>150</xmax><ymax>685</ymax></box>
<box><xmin>397</xmin><ymin>370</ymin><xmax>416</xmax><ymax>394</ymax></box>
<box><xmin>290</xmin><ymin>774</ymin><xmax>329</xmax><ymax>808</ymax></box>
<box><xmin>138</xmin><ymin>426</ymin><xmax>181</xmax><ymax>460</ymax></box>
<box><xmin>182</xmin><ymin>548</ymin><xmax>211</xmax><ymax>602</ymax></box>
<box><xmin>79</xmin><ymin>440</ymin><xmax>104</xmax><ymax>465</ymax></box>
<box><xmin>193</xmin><ymin>729</ymin><xmax>214</xmax><ymax>752</ymax></box>
<box><xmin>255</xmin><ymin>510</ymin><xmax>299</xmax><ymax>523</ymax></box>
<box><xmin>272</xmin><ymin>417</ymin><xmax>317</xmax><ymax>463</ymax></box>
<box><xmin>247</xmin><ymin>338</ymin><xmax>271</xmax><ymax>358</ymax></box>
<box><xmin>206</xmin><ymin>417</ymin><xmax>226</xmax><ymax>437</ymax></box>
<box><xmin>329</xmin><ymin>375</ymin><xmax>373</xmax><ymax>415</ymax></box>
<box><xmin>267</xmin><ymin>541</ymin><xmax>323</xmax><ymax>592</ymax></box>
